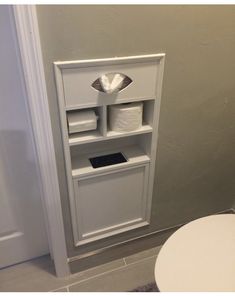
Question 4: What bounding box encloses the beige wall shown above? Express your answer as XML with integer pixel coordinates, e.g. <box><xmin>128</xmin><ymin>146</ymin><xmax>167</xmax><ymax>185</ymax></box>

<box><xmin>37</xmin><ymin>5</ymin><xmax>235</xmax><ymax>257</ymax></box>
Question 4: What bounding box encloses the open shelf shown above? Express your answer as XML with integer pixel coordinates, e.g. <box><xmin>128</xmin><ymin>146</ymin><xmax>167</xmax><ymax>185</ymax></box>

<box><xmin>69</xmin><ymin>124</ymin><xmax>152</xmax><ymax>146</ymax></box>
<box><xmin>68</xmin><ymin>100</ymin><xmax>154</xmax><ymax>146</ymax></box>
<box><xmin>106</xmin><ymin>123</ymin><xmax>152</xmax><ymax>138</ymax></box>
<box><xmin>67</xmin><ymin>106</ymin><xmax>106</xmax><ymax>145</ymax></box>
<box><xmin>71</xmin><ymin>145</ymin><xmax>150</xmax><ymax>178</ymax></box>
<box><xmin>69</xmin><ymin>130</ymin><xmax>103</xmax><ymax>145</ymax></box>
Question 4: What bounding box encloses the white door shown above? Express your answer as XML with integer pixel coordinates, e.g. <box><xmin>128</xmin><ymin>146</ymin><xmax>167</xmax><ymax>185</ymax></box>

<box><xmin>0</xmin><ymin>5</ymin><xmax>49</xmax><ymax>268</ymax></box>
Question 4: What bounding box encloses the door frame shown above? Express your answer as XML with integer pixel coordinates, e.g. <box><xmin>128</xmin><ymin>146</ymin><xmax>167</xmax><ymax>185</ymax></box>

<box><xmin>12</xmin><ymin>5</ymin><xmax>69</xmax><ymax>277</ymax></box>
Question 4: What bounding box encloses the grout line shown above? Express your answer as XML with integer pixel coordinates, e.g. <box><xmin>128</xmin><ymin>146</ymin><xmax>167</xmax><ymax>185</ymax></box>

<box><xmin>123</xmin><ymin>246</ymin><xmax>162</xmax><ymax>267</ymax></box>
<box><xmin>125</xmin><ymin>254</ymin><xmax>158</xmax><ymax>267</ymax></box>
<box><xmin>68</xmin><ymin>265</ymin><xmax>127</xmax><ymax>289</ymax></box>
<box><xmin>49</xmin><ymin>286</ymin><xmax>68</xmax><ymax>292</ymax></box>
<box><xmin>49</xmin><ymin>247</ymin><xmax>161</xmax><ymax>291</ymax></box>
<box><xmin>50</xmin><ymin>260</ymin><xmax>128</xmax><ymax>291</ymax></box>
<box><xmin>68</xmin><ymin>254</ymin><xmax>158</xmax><ymax>290</ymax></box>
<box><xmin>123</xmin><ymin>258</ymin><xmax>127</xmax><ymax>266</ymax></box>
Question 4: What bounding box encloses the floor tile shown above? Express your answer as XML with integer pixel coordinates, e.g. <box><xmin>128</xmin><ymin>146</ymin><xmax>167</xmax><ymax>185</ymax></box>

<box><xmin>0</xmin><ymin>255</ymin><xmax>124</xmax><ymax>292</ymax></box>
<box><xmin>124</xmin><ymin>245</ymin><xmax>162</xmax><ymax>265</ymax></box>
<box><xmin>69</xmin><ymin>256</ymin><xmax>157</xmax><ymax>292</ymax></box>
<box><xmin>68</xmin><ymin>257</ymin><xmax>125</xmax><ymax>283</ymax></box>
<box><xmin>52</xmin><ymin>287</ymin><xmax>68</xmax><ymax>292</ymax></box>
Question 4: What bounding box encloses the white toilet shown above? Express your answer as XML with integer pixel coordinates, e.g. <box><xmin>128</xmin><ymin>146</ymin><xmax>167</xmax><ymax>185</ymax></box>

<box><xmin>155</xmin><ymin>214</ymin><xmax>235</xmax><ymax>292</ymax></box>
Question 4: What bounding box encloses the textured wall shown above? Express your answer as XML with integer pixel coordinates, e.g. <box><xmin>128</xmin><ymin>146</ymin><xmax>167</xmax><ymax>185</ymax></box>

<box><xmin>36</xmin><ymin>5</ymin><xmax>235</xmax><ymax>257</ymax></box>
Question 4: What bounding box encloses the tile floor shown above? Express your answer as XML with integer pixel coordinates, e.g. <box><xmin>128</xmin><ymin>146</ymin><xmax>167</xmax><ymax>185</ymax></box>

<box><xmin>0</xmin><ymin>245</ymin><xmax>162</xmax><ymax>292</ymax></box>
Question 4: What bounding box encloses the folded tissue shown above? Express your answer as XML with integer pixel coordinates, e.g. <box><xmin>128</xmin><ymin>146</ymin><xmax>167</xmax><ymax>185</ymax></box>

<box><xmin>99</xmin><ymin>73</ymin><xmax>125</xmax><ymax>94</ymax></box>
<box><xmin>67</xmin><ymin>110</ymin><xmax>98</xmax><ymax>134</ymax></box>
<box><xmin>109</xmin><ymin>102</ymin><xmax>143</xmax><ymax>132</ymax></box>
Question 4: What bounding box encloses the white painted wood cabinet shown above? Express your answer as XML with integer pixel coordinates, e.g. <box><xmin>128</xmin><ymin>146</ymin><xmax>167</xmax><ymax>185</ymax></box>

<box><xmin>54</xmin><ymin>54</ymin><xmax>165</xmax><ymax>247</ymax></box>
<box><xmin>62</xmin><ymin>61</ymin><xmax>159</xmax><ymax>109</ymax></box>
<box><xmin>73</xmin><ymin>163</ymin><xmax>149</xmax><ymax>245</ymax></box>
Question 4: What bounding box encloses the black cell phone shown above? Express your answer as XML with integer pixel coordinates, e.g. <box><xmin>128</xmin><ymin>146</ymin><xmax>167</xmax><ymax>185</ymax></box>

<box><xmin>89</xmin><ymin>152</ymin><xmax>127</xmax><ymax>169</ymax></box>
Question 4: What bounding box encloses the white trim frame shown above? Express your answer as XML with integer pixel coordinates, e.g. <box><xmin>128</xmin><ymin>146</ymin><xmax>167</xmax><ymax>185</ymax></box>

<box><xmin>54</xmin><ymin>54</ymin><xmax>165</xmax><ymax>247</ymax></box>
<box><xmin>13</xmin><ymin>5</ymin><xmax>69</xmax><ymax>277</ymax></box>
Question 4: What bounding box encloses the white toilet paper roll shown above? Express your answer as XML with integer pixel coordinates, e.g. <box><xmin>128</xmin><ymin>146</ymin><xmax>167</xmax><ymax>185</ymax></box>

<box><xmin>109</xmin><ymin>102</ymin><xmax>143</xmax><ymax>132</ymax></box>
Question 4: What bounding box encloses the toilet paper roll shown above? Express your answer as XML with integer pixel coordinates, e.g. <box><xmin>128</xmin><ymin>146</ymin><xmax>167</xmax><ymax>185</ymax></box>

<box><xmin>109</xmin><ymin>102</ymin><xmax>143</xmax><ymax>132</ymax></box>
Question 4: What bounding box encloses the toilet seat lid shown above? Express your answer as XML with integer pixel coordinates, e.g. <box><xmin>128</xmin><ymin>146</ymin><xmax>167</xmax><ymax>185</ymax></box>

<box><xmin>155</xmin><ymin>214</ymin><xmax>235</xmax><ymax>292</ymax></box>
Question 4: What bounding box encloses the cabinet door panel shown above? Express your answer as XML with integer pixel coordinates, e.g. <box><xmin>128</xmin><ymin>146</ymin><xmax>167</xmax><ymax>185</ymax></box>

<box><xmin>73</xmin><ymin>165</ymin><xmax>149</xmax><ymax>245</ymax></box>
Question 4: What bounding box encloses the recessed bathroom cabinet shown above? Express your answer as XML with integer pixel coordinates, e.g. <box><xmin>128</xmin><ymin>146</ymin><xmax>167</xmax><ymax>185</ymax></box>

<box><xmin>54</xmin><ymin>54</ymin><xmax>165</xmax><ymax>247</ymax></box>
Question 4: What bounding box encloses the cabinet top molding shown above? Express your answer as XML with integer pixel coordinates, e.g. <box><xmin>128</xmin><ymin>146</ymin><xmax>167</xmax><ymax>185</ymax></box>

<box><xmin>54</xmin><ymin>53</ymin><xmax>166</xmax><ymax>69</ymax></box>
